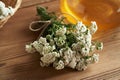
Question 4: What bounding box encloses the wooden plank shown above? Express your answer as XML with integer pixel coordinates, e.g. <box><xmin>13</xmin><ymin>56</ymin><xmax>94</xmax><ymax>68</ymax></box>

<box><xmin>0</xmin><ymin>43</ymin><xmax>27</xmax><ymax>62</ymax></box>
<box><xmin>21</xmin><ymin>0</ymin><xmax>56</xmax><ymax>8</ymax></box>
<box><xmin>0</xmin><ymin>0</ymin><xmax>120</xmax><ymax>80</ymax></box>
<box><xmin>81</xmin><ymin>67</ymin><xmax>120</xmax><ymax>80</ymax></box>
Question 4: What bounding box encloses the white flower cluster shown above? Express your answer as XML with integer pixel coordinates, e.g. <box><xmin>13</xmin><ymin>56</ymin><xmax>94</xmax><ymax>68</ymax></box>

<box><xmin>25</xmin><ymin>21</ymin><xmax>103</xmax><ymax>71</ymax></box>
<box><xmin>0</xmin><ymin>1</ymin><xmax>14</xmax><ymax>19</ymax></box>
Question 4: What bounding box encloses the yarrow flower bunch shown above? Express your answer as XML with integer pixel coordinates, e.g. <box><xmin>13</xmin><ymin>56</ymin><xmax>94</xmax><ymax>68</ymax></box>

<box><xmin>0</xmin><ymin>1</ymin><xmax>14</xmax><ymax>19</ymax></box>
<box><xmin>25</xmin><ymin>7</ymin><xmax>103</xmax><ymax>71</ymax></box>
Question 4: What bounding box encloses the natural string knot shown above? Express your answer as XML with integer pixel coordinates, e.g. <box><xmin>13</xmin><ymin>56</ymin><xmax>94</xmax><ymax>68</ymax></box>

<box><xmin>29</xmin><ymin>12</ymin><xmax>78</xmax><ymax>39</ymax></box>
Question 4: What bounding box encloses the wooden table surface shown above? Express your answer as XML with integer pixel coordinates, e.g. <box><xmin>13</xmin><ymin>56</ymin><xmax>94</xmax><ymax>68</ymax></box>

<box><xmin>0</xmin><ymin>0</ymin><xmax>120</xmax><ymax>80</ymax></box>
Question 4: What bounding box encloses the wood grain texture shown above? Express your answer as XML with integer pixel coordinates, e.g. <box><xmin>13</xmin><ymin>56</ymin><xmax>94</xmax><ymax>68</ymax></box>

<box><xmin>21</xmin><ymin>0</ymin><xmax>56</xmax><ymax>8</ymax></box>
<box><xmin>0</xmin><ymin>0</ymin><xmax>120</xmax><ymax>80</ymax></box>
<box><xmin>81</xmin><ymin>67</ymin><xmax>120</xmax><ymax>80</ymax></box>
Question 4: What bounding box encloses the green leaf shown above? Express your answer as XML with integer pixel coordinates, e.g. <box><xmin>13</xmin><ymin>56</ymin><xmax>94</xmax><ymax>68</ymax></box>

<box><xmin>66</xmin><ymin>33</ymin><xmax>77</xmax><ymax>47</ymax></box>
<box><xmin>36</xmin><ymin>6</ymin><xmax>57</xmax><ymax>20</ymax></box>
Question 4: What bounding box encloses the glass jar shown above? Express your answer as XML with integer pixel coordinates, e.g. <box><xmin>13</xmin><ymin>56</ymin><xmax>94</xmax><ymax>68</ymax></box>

<box><xmin>60</xmin><ymin>0</ymin><xmax>120</xmax><ymax>29</ymax></box>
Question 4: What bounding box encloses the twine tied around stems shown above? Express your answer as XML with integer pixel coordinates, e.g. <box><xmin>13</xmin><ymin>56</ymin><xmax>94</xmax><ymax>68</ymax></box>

<box><xmin>29</xmin><ymin>12</ymin><xmax>79</xmax><ymax>39</ymax></box>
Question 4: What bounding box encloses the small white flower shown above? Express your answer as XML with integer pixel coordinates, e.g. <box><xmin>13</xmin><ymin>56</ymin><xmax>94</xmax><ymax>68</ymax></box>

<box><xmin>8</xmin><ymin>6</ymin><xmax>14</xmax><ymax>15</ymax></box>
<box><xmin>51</xmin><ymin>45</ymin><xmax>56</xmax><ymax>51</ymax></box>
<box><xmin>59</xmin><ymin>48</ymin><xmax>64</xmax><ymax>56</ymax></box>
<box><xmin>72</xmin><ymin>42</ymin><xmax>83</xmax><ymax>51</ymax></box>
<box><xmin>54</xmin><ymin>37</ymin><xmax>66</xmax><ymax>47</ymax></box>
<box><xmin>32</xmin><ymin>41</ymin><xmax>43</xmax><ymax>53</ymax></box>
<box><xmin>75</xmin><ymin>21</ymin><xmax>87</xmax><ymax>33</ymax></box>
<box><xmin>1</xmin><ymin>7</ymin><xmax>8</xmax><ymax>16</ymax></box>
<box><xmin>90</xmin><ymin>45</ymin><xmax>96</xmax><ymax>51</ymax></box>
<box><xmin>76</xmin><ymin>21</ymin><xmax>82</xmax><ymax>30</ymax></box>
<box><xmin>25</xmin><ymin>44</ymin><xmax>36</xmax><ymax>53</ymax></box>
<box><xmin>68</xmin><ymin>56</ymin><xmax>77</xmax><ymax>69</ymax></box>
<box><xmin>54</xmin><ymin>60</ymin><xmax>64</xmax><ymax>70</ymax></box>
<box><xmin>38</xmin><ymin>37</ymin><xmax>47</xmax><ymax>45</ymax></box>
<box><xmin>0</xmin><ymin>1</ymin><xmax>14</xmax><ymax>19</ymax></box>
<box><xmin>85</xmin><ymin>33</ymin><xmax>92</xmax><ymax>42</ymax></box>
<box><xmin>0</xmin><ymin>15</ymin><xmax>4</xmax><ymax>19</ymax></box>
<box><xmin>90</xmin><ymin>21</ymin><xmax>98</xmax><ymax>34</ymax></box>
<box><xmin>76</xmin><ymin>59</ymin><xmax>87</xmax><ymax>71</ymax></box>
<box><xmin>92</xmin><ymin>54</ymin><xmax>99</xmax><ymax>63</ymax></box>
<box><xmin>75</xmin><ymin>52</ymin><xmax>81</xmax><ymax>61</ymax></box>
<box><xmin>81</xmin><ymin>47</ymin><xmax>90</xmax><ymax>56</ymax></box>
<box><xmin>85</xmin><ymin>41</ymin><xmax>91</xmax><ymax>48</ymax></box>
<box><xmin>0</xmin><ymin>1</ymin><xmax>5</xmax><ymax>8</ymax></box>
<box><xmin>63</xmin><ymin>48</ymin><xmax>73</xmax><ymax>65</ymax></box>
<box><xmin>80</xmin><ymin>24</ymin><xmax>87</xmax><ymax>32</ymax></box>
<box><xmin>76</xmin><ymin>33</ymin><xmax>84</xmax><ymax>41</ymax></box>
<box><xmin>49</xmin><ymin>39</ymin><xmax>54</xmax><ymax>46</ymax></box>
<box><xmin>41</xmin><ymin>45</ymin><xmax>52</xmax><ymax>55</ymax></box>
<box><xmin>72</xmin><ymin>43</ymin><xmax>77</xmax><ymax>50</ymax></box>
<box><xmin>41</xmin><ymin>52</ymin><xmax>59</xmax><ymax>64</ymax></box>
<box><xmin>85</xmin><ymin>31</ymin><xmax>91</xmax><ymax>45</ymax></box>
<box><xmin>64</xmin><ymin>48</ymin><xmax>73</xmax><ymax>55</ymax></box>
<box><xmin>81</xmin><ymin>39</ymin><xmax>86</xmax><ymax>45</ymax></box>
<box><xmin>56</xmin><ymin>26</ymin><xmax>66</xmax><ymax>36</ymax></box>
<box><xmin>84</xmin><ymin>33</ymin><xmax>92</xmax><ymax>47</ymax></box>
<box><xmin>86</xmin><ymin>57</ymin><xmax>92</xmax><ymax>64</ymax></box>
<box><xmin>60</xmin><ymin>48</ymin><xmax>73</xmax><ymax>65</ymax></box>
<box><xmin>96</xmin><ymin>42</ymin><xmax>103</xmax><ymax>50</ymax></box>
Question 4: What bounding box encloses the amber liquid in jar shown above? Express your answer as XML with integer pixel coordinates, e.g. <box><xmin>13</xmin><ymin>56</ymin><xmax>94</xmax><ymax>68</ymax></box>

<box><xmin>60</xmin><ymin>0</ymin><xmax>120</xmax><ymax>29</ymax></box>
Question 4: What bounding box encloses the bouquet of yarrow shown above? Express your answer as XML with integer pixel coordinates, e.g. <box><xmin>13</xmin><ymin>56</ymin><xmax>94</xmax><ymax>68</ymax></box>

<box><xmin>25</xmin><ymin>7</ymin><xmax>103</xmax><ymax>71</ymax></box>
